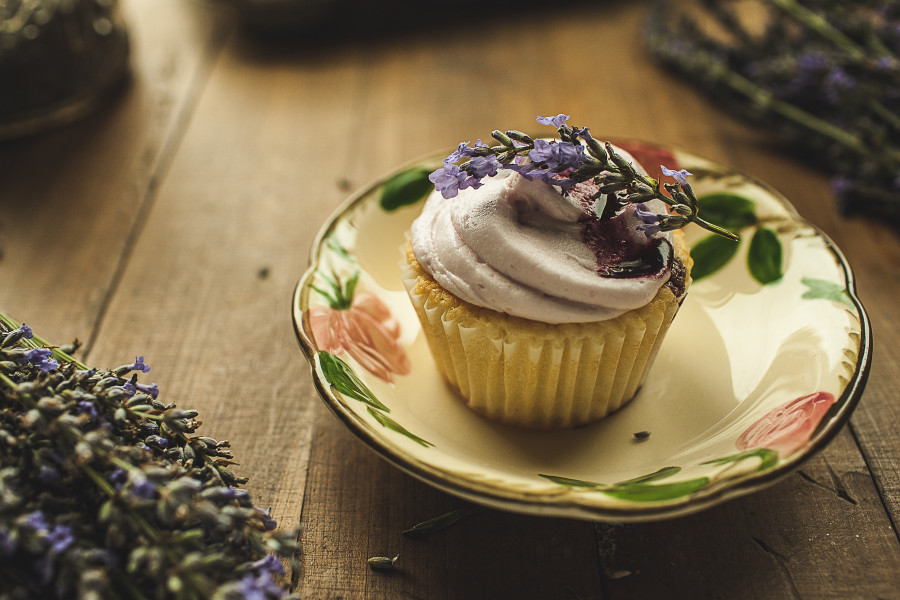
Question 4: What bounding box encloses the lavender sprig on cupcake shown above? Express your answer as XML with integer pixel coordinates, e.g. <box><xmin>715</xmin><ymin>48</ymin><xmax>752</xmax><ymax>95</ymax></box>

<box><xmin>405</xmin><ymin>117</ymin><xmax>700</xmax><ymax>429</ymax></box>
<box><xmin>429</xmin><ymin>114</ymin><xmax>739</xmax><ymax>242</ymax></box>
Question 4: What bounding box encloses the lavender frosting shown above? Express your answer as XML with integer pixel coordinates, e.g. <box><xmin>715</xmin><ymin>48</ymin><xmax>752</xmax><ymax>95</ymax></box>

<box><xmin>410</xmin><ymin>157</ymin><xmax>674</xmax><ymax>324</ymax></box>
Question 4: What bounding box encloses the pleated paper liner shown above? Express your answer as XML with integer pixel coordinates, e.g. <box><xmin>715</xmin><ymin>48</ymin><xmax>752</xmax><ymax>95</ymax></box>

<box><xmin>402</xmin><ymin>247</ymin><xmax>687</xmax><ymax>429</ymax></box>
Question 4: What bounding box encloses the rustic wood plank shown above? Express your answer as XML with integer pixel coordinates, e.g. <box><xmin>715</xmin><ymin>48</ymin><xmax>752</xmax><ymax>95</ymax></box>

<box><xmin>0</xmin><ymin>0</ymin><xmax>229</xmax><ymax>344</ymax></box>
<box><xmin>298</xmin><ymin>403</ymin><xmax>606</xmax><ymax>600</ymax></box>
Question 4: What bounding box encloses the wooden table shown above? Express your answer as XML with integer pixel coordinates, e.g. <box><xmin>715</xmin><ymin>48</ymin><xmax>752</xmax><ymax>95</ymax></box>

<box><xmin>3</xmin><ymin>1</ymin><xmax>899</xmax><ymax>597</ymax></box>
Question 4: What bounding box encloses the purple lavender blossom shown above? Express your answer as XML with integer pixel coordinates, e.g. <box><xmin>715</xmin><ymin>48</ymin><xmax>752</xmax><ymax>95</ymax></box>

<box><xmin>467</xmin><ymin>155</ymin><xmax>502</xmax><ymax>179</ymax></box>
<box><xmin>136</xmin><ymin>382</ymin><xmax>160</xmax><ymax>399</ymax></box>
<box><xmin>635</xmin><ymin>204</ymin><xmax>663</xmax><ymax>236</ymax></box>
<box><xmin>15</xmin><ymin>323</ymin><xmax>34</xmax><ymax>339</ymax></box>
<box><xmin>528</xmin><ymin>140</ymin><xmax>586</xmax><ymax>172</ymax></box>
<box><xmin>428</xmin><ymin>164</ymin><xmax>468</xmax><ymax>199</ymax></box>
<box><xmin>218</xmin><ymin>487</ymin><xmax>251</xmax><ymax>501</ymax></box>
<box><xmin>25</xmin><ymin>348</ymin><xmax>58</xmax><ymax>372</ymax></box>
<box><xmin>130</xmin><ymin>474</ymin><xmax>158</xmax><ymax>500</ymax></box>
<box><xmin>76</xmin><ymin>400</ymin><xmax>98</xmax><ymax>421</ymax></box>
<box><xmin>24</xmin><ymin>512</ymin><xmax>50</xmax><ymax>532</ymax></box>
<box><xmin>234</xmin><ymin>572</ymin><xmax>284</xmax><ymax>600</ymax></box>
<box><xmin>46</xmin><ymin>524</ymin><xmax>74</xmax><ymax>555</ymax></box>
<box><xmin>249</xmin><ymin>554</ymin><xmax>286</xmax><ymax>577</ymax></box>
<box><xmin>255</xmin><ymin>506</ymin><xmax>278</xmax><ymax>531</ymax></box>
<box><xmin>126</xmin><ymin>356</ymin><xmax>151</xmax><ymax>373</ymax></box>
<box><xmin>443</xmin><ymin>141</ymin><xmax>475</xmax><ymax>165</ymax></box>
<box><xmin>536</xmin><ymin>114</ymin><xmax>570</xmax><ymax>128</ymax></box>
<box><xmin>661</xmin><ymin>165</ymin><xmax>693</xmax><ymax>185</ymax></box>
<box><xmin>108</xmin><ymin>467</ymin><xmax>127</xmax><ymax>490</ymax></box>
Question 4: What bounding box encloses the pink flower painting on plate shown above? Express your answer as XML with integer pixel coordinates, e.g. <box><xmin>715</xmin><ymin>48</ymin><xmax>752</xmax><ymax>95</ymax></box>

<box><xmin>308</xmin><ymin>271</ymin><xmax>410</xmax><ymax>383</ymax></box>
<box><xmin>736</xmin><ymin>391</ymin><xmax>836</xmax><ymax>457</ymax></box>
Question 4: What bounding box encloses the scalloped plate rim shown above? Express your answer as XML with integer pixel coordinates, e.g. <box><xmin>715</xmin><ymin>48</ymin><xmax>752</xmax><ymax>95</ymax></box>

<box><xmin>291</xmin><ymin>140</ymin><xmax>873</xmax><ymax>522</ymax></box>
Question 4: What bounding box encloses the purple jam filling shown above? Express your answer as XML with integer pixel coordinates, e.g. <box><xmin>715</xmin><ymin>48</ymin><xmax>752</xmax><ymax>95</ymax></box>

<box><xmin>569</xmin><ymin>179</ymin><xmax>672</xmax><ymax>280</ymax></box>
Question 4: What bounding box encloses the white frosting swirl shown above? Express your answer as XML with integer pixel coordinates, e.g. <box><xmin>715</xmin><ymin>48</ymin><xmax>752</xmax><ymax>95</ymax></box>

<box><xmin>410</xmin><ymin>167</ymin><xmax>674</xmax><ymax>324</ymax></box>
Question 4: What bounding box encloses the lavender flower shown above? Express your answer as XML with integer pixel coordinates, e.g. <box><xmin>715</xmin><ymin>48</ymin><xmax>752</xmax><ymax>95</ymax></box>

<box><xmin>635</xmin><ymin>204</ymin><xmax>663</xmax><ymax>236</ymax></box>
<box><xmin>46</xmin><ymin>524</ymin><xmax>74</xmax><ymax>555</ymax></box>
<box><xmin>25</xmin><ymin>348</ymin><xmax>58</xmax><ymax>372</ymax></box>
<box><xmin>76</xmin><ymin>400</ymin><xmax>98</xmax><ymax>421</ymax></box>
<box><xmin>24</xmin><ymin>511</ymin><xmax>50</xmax><ymax>533</ymax></box>
<box><xmin>135</xmin><ymin>381</ymin><xmax>159</xmax><ymax>399</ymax></box>
<box><xmin>108</xmin><ymin>467</ymin><xmax>127</xmax><ymax>491</ymax></box>
<box><xmin>249</xmin><ymin>554</ymin><xmax>286</xmax><ymax>577</ymax></box>
<box><xmin>129</xmin><ymin>473</ymin><xmax>158</xmax><ymax>500</ymax></box>
<box><xmin>660</xmin><ymin>165</ymin><xmax>693</xmax><ymax>185</ymax></box>
<box><xmin>536</xmin><ymin>113</ymin><xmax>570</xmax><ymax>128</ymax></box>
<box><xmin>429</xmin><ymin>164</ymin><xmax>473</xmax><ymax>199</ymax></box>
<box><xmin>126</xmin><ymin>356</ymin><xmax>151</xmax><ymax>373</ymax></box>
<box><xmin>443</xmin><ymin>141</ymin><xmax>475</xmax><ymax>165</ymax></box>
<box><xmin>467</xmin><ymin>155</ymin><xmax>502</xmax><ymax>179</ymax></box>
<box><xmin>425</xmin><ymin>115</ymin><xmax>738</xmax><ymax>241</ymax></box>
<box><xmin>232</xmin><ymin>572</ymin><xmax>285</xmax><ymax>600</ymax></box>
<box><xmin>255</xmin><ymin>506</ymin><xmax>278</xmax><ymax>531</ymax></box>
<box><xmin>16</xmin><ymin>323</ymin><xmax>33</xmax><ymax>339</ymax></box>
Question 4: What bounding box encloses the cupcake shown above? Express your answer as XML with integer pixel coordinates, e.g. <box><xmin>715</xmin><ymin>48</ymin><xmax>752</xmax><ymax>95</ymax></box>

<box><xmin>402</xmin><ymin>115</ymin><xmax>730</xmax><ymax>429</ymax></box>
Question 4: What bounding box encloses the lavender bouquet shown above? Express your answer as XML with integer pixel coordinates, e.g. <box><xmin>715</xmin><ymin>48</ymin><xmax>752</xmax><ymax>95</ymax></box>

<box><xmin>0</xmin><ymin>315</ymin><xmax>300</xmax><ymax>599</ymax></box>
<box><xmin>646</xmin><ymin>0</ymin><xmax>900</xmax><ymax>220</ymax></box>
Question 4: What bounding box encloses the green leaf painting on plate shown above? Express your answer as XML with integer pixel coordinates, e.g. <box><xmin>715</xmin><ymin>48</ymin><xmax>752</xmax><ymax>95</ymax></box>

<box><xmin>318</xmin><ymin>351</ymin><xmax>389</xmax><ymax>412</ymax></box>
<box><xmin>697</xmin><ymin>193</ymin><xmax>758</xmax><ymax>232</ymax></box>
<box><xmin>380</xmin><ymin>167</ymin><xmax>434</xmax><ymax>211</ymax></box>
<box><xmin>702</xmin><ymin>448</ymin><xmax>780</xmax><ymax>472</ymax></box>
<box><xmin>747</xmin><ymin>227</ymin><xmax>783</xmax><ymax>284</ymax></box>
<box><xmin>801</xmin><ymin>277</ymin><xmax>854</xmax><ymax>308</ymax></box>
<box><xmin>691</xmin><ymin>234</ymin><xmax>742</xmax><ymax>281</ymax></box>
<box><xmin>318</xmin><ymin>351</ymin><xmax>434</xmax><ymax>448</ymax></box>
<box><xmin>539</xmin><ymin>466</ymin><xmax>708</xmax><ymax>502</ymax></box>
<box><xmin>540</xmin><ymin>450</ymin><xmax>783</xmax><ymax>504</ymax></box>
<box><xmin>367</xmin><ymin>407</ymin><xmax>434</xmax><ymax>448</ymax></box>
<box><xmin>692</xmin><ymin>192</ymin><xmax>784</xmax><ymax>285</ymax></box>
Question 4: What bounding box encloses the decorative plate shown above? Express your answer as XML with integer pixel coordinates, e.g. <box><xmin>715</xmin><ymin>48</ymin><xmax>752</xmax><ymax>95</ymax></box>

<box><xmin>291</xmin><ymin>142</ymin><xmax>871</xmax><ymax>521</ymax></box>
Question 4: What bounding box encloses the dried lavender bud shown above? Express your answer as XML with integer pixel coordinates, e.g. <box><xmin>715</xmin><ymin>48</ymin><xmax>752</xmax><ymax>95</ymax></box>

<box><xmin>367</xmin><ymin>554</ymin><xmax>399</xmax><ymax>570</ymax></box>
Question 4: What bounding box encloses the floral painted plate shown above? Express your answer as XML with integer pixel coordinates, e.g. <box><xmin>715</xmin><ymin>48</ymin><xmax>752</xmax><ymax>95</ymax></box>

<box><xmin>291</xmin><ymin>142</ymin><xmax>871</xmax><ymax>521</ymax></box>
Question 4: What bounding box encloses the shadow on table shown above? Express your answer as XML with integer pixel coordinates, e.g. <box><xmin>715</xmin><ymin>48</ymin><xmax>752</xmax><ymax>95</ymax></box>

<box><xmin>231</xmin><ymin>0</ymin><xmax>608</xmax><ymax>47</ymax></box>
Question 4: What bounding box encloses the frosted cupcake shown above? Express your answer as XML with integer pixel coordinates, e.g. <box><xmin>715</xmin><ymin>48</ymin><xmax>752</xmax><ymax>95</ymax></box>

<box><xmin>402</xmin><ymin>115</ymin><xmax>735</xmax><ymax>429</ymax></box>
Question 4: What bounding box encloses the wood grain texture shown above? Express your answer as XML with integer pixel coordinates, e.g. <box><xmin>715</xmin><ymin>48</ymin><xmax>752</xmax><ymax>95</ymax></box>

<box><xmin>0</xmin><ymin>0</ymin><xmax>228</xmax><ymax>344</ymax></box>
<box><xmin>2</xmin><ymin>0</ymin><xmax>898</xmax><ymax>598</ymax></box>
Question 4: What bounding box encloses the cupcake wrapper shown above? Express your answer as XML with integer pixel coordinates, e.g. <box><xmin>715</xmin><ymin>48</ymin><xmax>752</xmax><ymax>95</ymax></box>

<box><xmin>401</xmin><ymin>261</ymin><xmax>680</xmax><ymax>429</ymax></box>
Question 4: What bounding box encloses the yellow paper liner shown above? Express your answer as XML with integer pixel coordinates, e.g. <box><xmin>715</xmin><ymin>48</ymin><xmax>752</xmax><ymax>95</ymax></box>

<box><xmin>401</xmin><ymin>237</ymin><xmax>690</xmax><ymax>430</ymax></box>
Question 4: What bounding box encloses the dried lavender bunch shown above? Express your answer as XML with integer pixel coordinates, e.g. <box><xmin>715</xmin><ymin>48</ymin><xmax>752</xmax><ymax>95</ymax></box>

<box><xmin>0</xmin><ymin>314</ymin><xmax>300</xmax><ymax>600</ymax></box>
<box><xmin>428</xmin><ymin>114</ymin><xmax>739</xmax><ymax>241</ymax></box>
<box><xmin>646</xmin><ymin>0</ymin><xmax>900</xmax><ymax>220</ymax></box>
